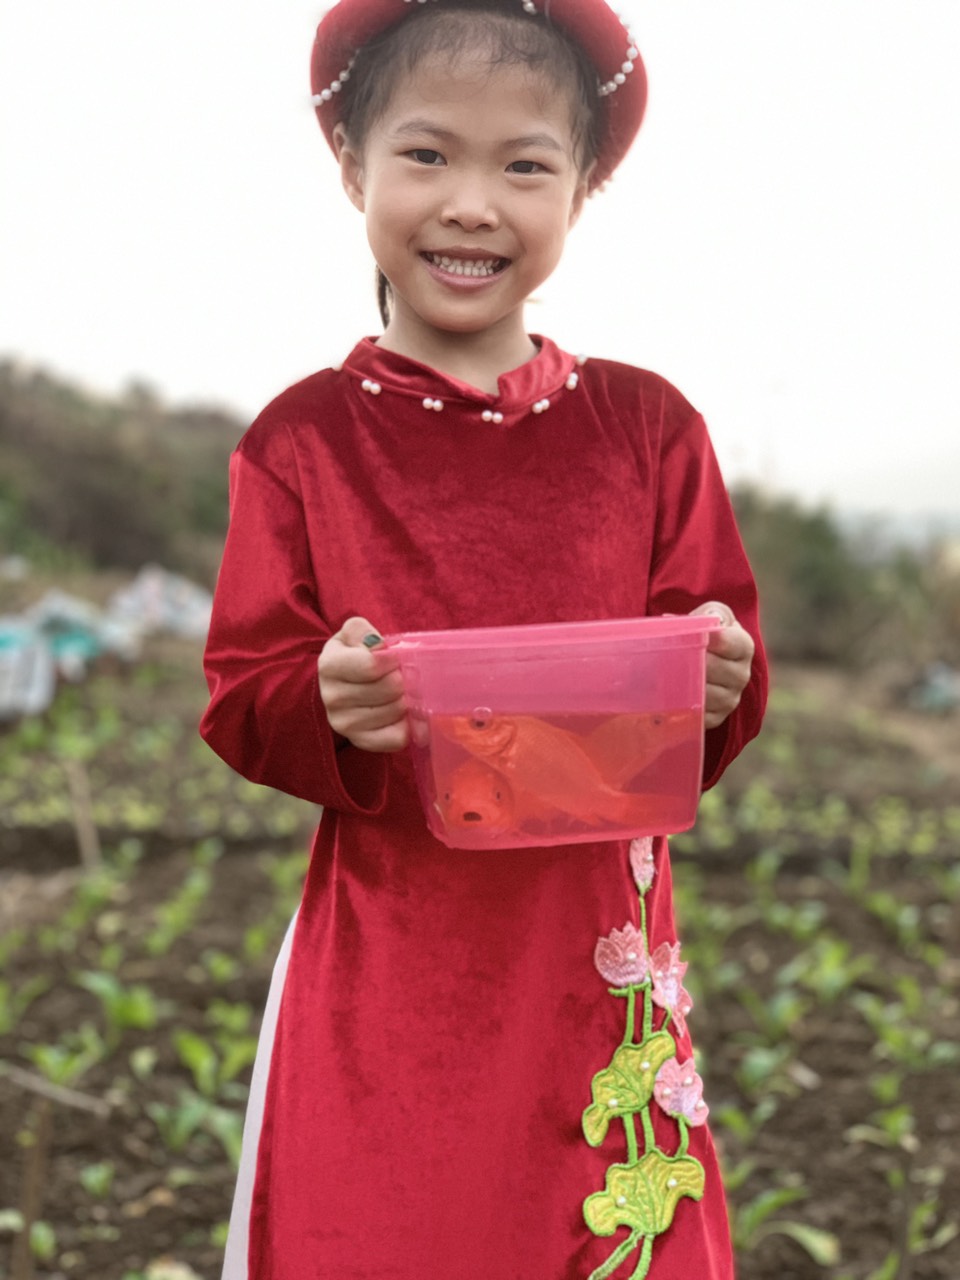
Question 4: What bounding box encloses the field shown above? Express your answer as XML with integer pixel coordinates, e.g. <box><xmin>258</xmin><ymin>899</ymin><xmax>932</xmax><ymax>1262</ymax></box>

<box><xmin>1</xmin><ymin>637</ymin><xmax>958</xmax><ymax>1280</ymax></box>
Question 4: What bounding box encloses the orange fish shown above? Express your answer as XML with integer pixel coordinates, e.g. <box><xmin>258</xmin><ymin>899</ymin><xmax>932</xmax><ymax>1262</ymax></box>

<box><xmin>435</xmin><ymin>757</ymin><xmax>517</xmax><ymax>832</ymax></box>
<box><xmin>585</xmin><ymin>709</ymin><xmax>699</xmax><ymax>787</ymax></box>
<box><xmin>437</xmin><ymin>712</ymin><xmax>662</xmax><ymax>827</ymax></box>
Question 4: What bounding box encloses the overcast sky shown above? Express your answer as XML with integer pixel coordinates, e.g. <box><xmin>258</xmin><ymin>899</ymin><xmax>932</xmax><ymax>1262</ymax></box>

<box><xmin>1</xmin><ymin>1</ymin><xmax>958</xmax><ymax>520</ymax></box>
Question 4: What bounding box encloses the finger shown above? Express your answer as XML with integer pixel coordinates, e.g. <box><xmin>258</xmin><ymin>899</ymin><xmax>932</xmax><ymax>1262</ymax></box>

<box><xmin>349</xmin><ymin>719</ymin><xmax>410</xmax><ymax>754</ymax></box>
<box><xmin>335</xmin><ymin>616</ymin><xmax>384</xmax><ymax>649</ymax></box>
<box><xmin>332</xmin><ymin>699</ymin><xmax>408</xmax><ymax>735</ymax></box>
<box><xmin>690</xmin><ymin>600</ymin><xmax>736</xmax><ymax>628</ymax></box>
<box><xmin>706</xmin><ymin>624</ymin><xmax>755</xmax><ymax>661</ymax></box>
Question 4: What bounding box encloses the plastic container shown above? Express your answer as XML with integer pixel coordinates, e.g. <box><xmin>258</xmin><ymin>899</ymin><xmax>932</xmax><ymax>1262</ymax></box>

<box><xmin>386</xmin><ymin>615</ymin><xmax>721</xmax><ymax>850</ymax></box>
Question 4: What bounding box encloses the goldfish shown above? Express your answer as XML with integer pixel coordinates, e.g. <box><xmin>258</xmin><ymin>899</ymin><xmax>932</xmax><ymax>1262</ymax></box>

<box><xmin>435</xmin><ymin>757</ymin><xmax>517</xmax><ymax>832</ymax></box>
<box><xmin>585</xmin><ymin>709</ymin><xmax>699</xmax><ymax>787</ymax></box>
<box><xmin>436</xmin><ymin>712</ymin><xmax>667</xmax><ymax>827</ymax></box>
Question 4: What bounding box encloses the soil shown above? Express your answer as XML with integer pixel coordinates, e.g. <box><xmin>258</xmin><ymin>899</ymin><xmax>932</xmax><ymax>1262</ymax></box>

<box><xmin>1</xmin><ymin>657</ymin><xmax>958</xmax><ymax>1280</ymax></box>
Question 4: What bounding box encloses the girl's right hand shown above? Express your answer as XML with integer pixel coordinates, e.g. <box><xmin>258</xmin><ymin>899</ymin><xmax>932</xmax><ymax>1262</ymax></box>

<box><xmin>317</xmin><ymin>617</ymin><xmax>409</xmax><ymax>752</ymax></box>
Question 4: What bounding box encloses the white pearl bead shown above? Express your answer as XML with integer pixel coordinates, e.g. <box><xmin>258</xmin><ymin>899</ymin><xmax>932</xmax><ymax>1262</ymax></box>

<box><xmin>622</xmin><ymin>61</ymin><xmax>634</xmax><ymax>74</ymax></box>
<box><xmin>616</xmin><ymin>1196</ymin><xmax>627</xmax><ymax>1207</ymax></box>
<box><xmin>640</xmin><ymin>1062</ymin><xmax>650</xmax><ymax>1071</ymax></box>
<box><xmin>482</xmin><ymin>410</ymin><xmax>493</xmax><ymax>422</ymax></box>
<box><xmin>566</xmin><ymin>373</ymin><xmax>579</xmax><ymax>390</ymax></box>
<box><xmin>627</xmin><ymin>46</ymin><xmax>639</xmax><ymax>59</ymax></box>
<box><xmin>608</xmin><ymin>1098</ymin><xmax>619</xmax><ymax>1108</ymax></box>
<box><xmin>667</xmin><ymin>1178</ymin><xmax>678</xmax><ymax>1189</ymax></box>
<box><xmin>331</xmin><ymin>80</ymin><xmax>341</xmax><ymax>93</ymax></box>
<box><xmin>683</xmin><ymin>1076</ymin><xmax>694</xmax><ymax>1087</ymax></box>
<box><xmin>661</xmin><ymin>1086</ymin><xmax>672</xmax><ymax>1097</ymax></box>
<box><xmin>320</xmin><ymin>89</ymin><xmax>333</xmax><ymax>103</ymax></box>
<box><xmin>493</xmin><ymin>411</ymin><xmax>503</xmax><ymax>424</ymax></box>
<box><xmin>614</xmin><ymin>73</ymin><xmax>626</xmax><ymax>86</ymax></box>
<box><xmin>696</xmin><ymin>1100</ymin><xmax>706</xmax><ymax>1110</ymax></box>
<box><xmin>576</xmin><ymin>353</ymin><xmax>587</xmax><ymax>366</ymax></box>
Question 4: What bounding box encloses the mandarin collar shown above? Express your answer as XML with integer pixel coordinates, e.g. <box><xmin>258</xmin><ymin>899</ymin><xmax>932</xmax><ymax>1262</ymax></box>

<box><xmin>340</xmin><ymin>335</ymin><xmax>583</xmax><ymax>425</ymax></box>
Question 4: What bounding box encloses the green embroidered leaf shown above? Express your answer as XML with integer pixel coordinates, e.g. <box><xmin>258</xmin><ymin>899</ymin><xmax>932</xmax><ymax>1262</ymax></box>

<box><xmin>582</xmin><ymin>1032</ymin><xmax>675</xmax><ymax>1147</ymax></box>
<box><xmin>583</xmin><ymin>1152</ymin><xmax>706</xmax><ymax>1238</ymax></box>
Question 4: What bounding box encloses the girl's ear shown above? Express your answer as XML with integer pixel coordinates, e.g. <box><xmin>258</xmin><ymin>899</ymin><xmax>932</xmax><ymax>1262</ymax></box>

<box><xmin>334</xmin><ymin>123</ymin><xmax>365</xmax><ymax>212</ymax></box>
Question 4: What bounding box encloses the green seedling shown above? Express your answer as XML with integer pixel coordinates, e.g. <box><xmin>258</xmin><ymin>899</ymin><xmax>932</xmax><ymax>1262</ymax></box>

<box><xmin>144</xmin><ymin>865</ymin><xmax>213</xmax><ymax>957</ymax></box>
<box><xmin>78</xmin><ymin>1159</ymin><xmax>116</xmax><ymax>1199</ymax></box>
<box><xmin>734</xmin><ymin>1044</ymin><xmax>795</xmax><ymax>1100</ymax></box>
<box><xmin>147</xmin><ymin>1088</ymin><xmax>244</xmax><ymax>1167</ymax></box>
<box><xmin>130</xmin><ymin>1046</ymin><xmax>159</xmax><ymax>1080</ymax></box>
<box><xmin>75</xmin><ymin>970</ymin><xmax>164</xmax><ymax>1045</ymax></box>
<box><xmin>777</xmin><ymin>934</ymin><xmax>876</xmax><ymax>1003</ymax></box>
<box><xmin>864</xmin><ymin>890</ymin><xmax>923</xmax><ymax>948</ymax></box>
<box><xmin>24</xmin><ymin>1022</ymin><xmax>107</xmax><ymax>1086</ymax></box>
<box><xmin>146</xmin><ymin>1089</ymin><xmax>210</xmax><ymax>1154</ymax></box>
<box><xmin>737</xmin><ymin>987</ymin><xmax>810</xmax><ymax>1045</ymax></box>
<box><xmin>201</xmin><ymin>949</ymin><xmax>240</xmax><ymax>984</ymax></box>
<box><xmin>713</xmin><ymin>1097</ymin><xmax>778</xmax><ymax>1146</ymax></box>
<box><xmin>174</xmin><ymin>1020</ymin><xmax>258</xmax><ymax>1100</ymax></box>
<box><xmin>0</xmin><ymin>974</ymin><xmax>50</xmax><ymax>1035</ymax></box>
<box><xmin>0</xmin><ymin>1211</ymin><xmax>60</xmax><ymax>1263</ymax></box>
<box><xmin>732</xmin><ymin>1184</ymin><xmax>840</xmax><ymax>1267</ymax></box>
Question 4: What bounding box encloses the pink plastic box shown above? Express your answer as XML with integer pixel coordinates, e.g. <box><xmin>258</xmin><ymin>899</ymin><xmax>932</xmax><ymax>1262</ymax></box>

<box><xmin>386</xmin><ymin>615</ymin><xmax>721</xmax><ymax>850</ymax></box>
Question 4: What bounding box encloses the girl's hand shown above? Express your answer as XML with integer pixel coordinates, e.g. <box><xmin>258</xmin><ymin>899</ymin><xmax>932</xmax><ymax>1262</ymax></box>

<box><xmin>317</xmin><ymin>617</ymin><xmax>409</xmax><ymax>752</ymax></box>
<box><xmin>689</xmin><ymin>602</ymin><xmax>755</xmax><ymax>731</ymax></box>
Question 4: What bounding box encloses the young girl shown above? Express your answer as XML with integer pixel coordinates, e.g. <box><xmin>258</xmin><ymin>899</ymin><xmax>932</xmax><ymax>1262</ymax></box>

<box><xmin>200</xmin><ymin>2</ymin><xmax>767</xmax><ymax>1277</ymax></box>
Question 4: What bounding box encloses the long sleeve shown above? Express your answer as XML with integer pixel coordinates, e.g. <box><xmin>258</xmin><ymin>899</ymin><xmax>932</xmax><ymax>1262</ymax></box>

<box><xmin>646</xmin><ymin>406</ymin><xmax>768</xmax><ymax>790</ymax></box>
<box><xmin>199</xmin><ymin>437</ymin><xmax>387</xmax><ymax>814</ymax></box>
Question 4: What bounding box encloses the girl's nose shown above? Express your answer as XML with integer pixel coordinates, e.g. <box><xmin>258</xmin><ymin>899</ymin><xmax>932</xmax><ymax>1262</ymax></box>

<box><xmin>440</xmin><ymin>181</ymin><xmax>500</xmax><ymax>232</ymax></box>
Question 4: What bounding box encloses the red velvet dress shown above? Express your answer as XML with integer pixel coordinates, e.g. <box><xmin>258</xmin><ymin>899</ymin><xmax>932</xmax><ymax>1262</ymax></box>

<box><xmin>200</xmin><ymin>336</ymin><xmax>767</xmax><ymax>1280</ymax></box>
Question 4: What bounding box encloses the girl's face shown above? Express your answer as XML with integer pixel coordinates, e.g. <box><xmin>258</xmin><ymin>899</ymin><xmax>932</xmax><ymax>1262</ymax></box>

<box><xmin>336</xmin><ymin>53</ymin><xmax>589</xmax><ymax>352</ymax></box>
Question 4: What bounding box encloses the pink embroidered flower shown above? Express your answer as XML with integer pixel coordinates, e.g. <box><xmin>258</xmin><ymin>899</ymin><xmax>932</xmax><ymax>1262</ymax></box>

<box><xmin>594</xmin><ymin>923</ymin><xmax>649</xmax><ymax>987</ymax></box>
<box><xmin>654</xmin><ymin>1056</ymin><xmax>710</xmax><ymax>1126</ymax></box>
<box><xmin>629</xmin><ymin>837</ymin><xmax>656</xmax><ymax>892</ymax></box>
<box><xmin>650</xmin><ymin>941</ymin><xmax>693</xmax><ymax>1038</ymax></box>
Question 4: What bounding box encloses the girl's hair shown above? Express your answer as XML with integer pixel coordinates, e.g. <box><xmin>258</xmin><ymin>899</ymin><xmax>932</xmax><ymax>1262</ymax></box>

<box><xmin>336</xmin><ymin>0</ymin><xmax>604</xmax><ymax>328</ymax></box>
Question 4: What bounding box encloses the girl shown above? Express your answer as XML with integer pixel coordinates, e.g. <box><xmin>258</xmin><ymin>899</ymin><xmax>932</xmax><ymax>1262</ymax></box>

<box><xmin>200</xmin><ymin>1</ymin><xmax>767</xmax><ymax>1277</ymax></box>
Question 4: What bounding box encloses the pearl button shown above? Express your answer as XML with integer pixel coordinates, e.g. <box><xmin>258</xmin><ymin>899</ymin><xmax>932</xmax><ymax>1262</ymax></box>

<box><xmin>422</xmin><ymin>397</ymin><xmax>443</xmax><ymax>411</ymax></box>
<box><xmin>566</xmin><ymin>372</ymin><xmax>579</xmax><ymax>390</ymax></box>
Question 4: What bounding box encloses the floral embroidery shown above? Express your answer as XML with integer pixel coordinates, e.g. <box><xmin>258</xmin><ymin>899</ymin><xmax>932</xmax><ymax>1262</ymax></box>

<box><xmin>594</xmin><ymin>923</ymin><xmax>649</xmax><ymax>987</ymax></box>
<box><xmin>653</xmin><ymin>1057</ymin><xmax>710</xmax><ymax>1126</ymax></box>
<box><xmin>649</xmin><ymin>942</ymin><xmax>693</xmax><ymax>1039</ymax></box>
<box><xmin>582</xmin><ymin>838</ymin><xmax>706</xmax><ymax>1279</ymax></box>
<box><xmin>628</xmin><ymin>837</ymin><xmax>656</xmax><ymax>892</ymax></box>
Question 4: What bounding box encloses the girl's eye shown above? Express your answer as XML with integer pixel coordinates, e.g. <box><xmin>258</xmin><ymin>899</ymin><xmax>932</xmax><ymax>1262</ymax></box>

<box><xmin>507</xmin><ymin>160</ymin><xmax>544</xmax><ymax>175</ymax></box>
<box><xmin>410</xmin><ymin>149</ymin><xmax>444</xmax><ymax>166</ymax></box>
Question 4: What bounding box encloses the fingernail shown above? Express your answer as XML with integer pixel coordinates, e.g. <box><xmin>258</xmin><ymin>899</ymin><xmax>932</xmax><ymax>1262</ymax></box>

<box><xmin>362</xmin><ymin>632</ymin><xmax>383</xmax><ymax>649</ymax></box>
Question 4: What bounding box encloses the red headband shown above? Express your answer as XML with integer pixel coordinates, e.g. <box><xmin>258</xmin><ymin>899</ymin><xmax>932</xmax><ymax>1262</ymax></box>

<box><xmin>310</xmin><ymin>0</ymin><xmax>647</xmax><ymax>189</ymax></box>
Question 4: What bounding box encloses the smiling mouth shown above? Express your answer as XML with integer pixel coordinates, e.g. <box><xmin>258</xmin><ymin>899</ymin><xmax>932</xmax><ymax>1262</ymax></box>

<box><xmin>422</xmin><ymin>252</ymin><xmax>510</xmax><ymax>278</ymax></box>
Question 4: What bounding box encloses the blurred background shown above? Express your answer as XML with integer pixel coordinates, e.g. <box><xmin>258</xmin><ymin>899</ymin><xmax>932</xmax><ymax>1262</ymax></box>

<box><xmin>1</xmin><ymin>2</ymin><xmax>958</xmax><ymax>1278</ymax></box>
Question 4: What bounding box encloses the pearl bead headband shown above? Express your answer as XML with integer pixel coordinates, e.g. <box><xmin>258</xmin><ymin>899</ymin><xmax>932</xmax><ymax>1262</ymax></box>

<box><xmin>311</xmin><ymin>0</ymin><xmax>640</xmax><ymax>106</ymax></box>
<box><xmin>310</xmin><ymin>0</ymin><xmax>647</xmax><ymax>188</ymax></box>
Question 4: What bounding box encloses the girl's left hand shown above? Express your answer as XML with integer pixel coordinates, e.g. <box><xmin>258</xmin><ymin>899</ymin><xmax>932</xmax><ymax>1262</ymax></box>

<box><xmin>689</xmin><ymin>602</ymin><xmax>755</xmax><ymax>730</ymax></box>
